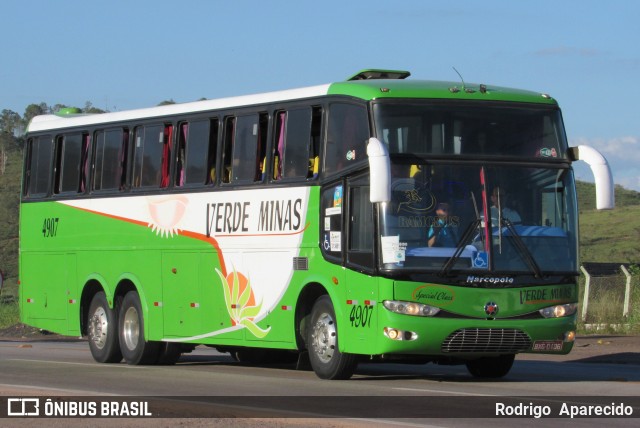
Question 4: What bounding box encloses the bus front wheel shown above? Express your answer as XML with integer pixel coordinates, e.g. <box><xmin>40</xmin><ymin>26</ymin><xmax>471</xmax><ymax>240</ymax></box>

<box><xmin>87</xmin><ymin>292</ymin><xmax>122</xmax><ymax>363</ymax></box>
<box><xmin>465</xmin><ymin>354</ymin><xmax>515</xmax><ymax>378</ymax></box>
<box><xmin>118</xmin><ymin>291</ymin><xmax>159</xmax><ymax>365</ymax></box>
<box><xmin>307</xmin><ymin>295</ymin><xmax>357</xmax><ymax>380</ymax></box>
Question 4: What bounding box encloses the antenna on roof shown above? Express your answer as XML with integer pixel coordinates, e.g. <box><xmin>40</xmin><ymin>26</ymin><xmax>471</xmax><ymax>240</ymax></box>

<box><xmin>452</xmin><ymin>67</ymin><xmax>466</xmax><ymax>90</ymax></box>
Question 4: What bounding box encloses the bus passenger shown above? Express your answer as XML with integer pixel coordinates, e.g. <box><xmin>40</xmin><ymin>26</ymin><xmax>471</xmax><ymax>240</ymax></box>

<box><xmin>491</xmin><ymin>187</ymin><xmax>521</xmax><ymax>225</ymax></box>
<box><xmin>428</xmin><ymin>202</ymin><xmax>458</xmax><ymax>247</ymax></box>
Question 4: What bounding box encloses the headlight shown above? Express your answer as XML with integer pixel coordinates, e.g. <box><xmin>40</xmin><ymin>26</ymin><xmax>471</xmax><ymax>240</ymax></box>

<box><xmin>383</xmin><ymin>300</ymin><xmax>440</xmax><ymax>317</ymax></box>
<box><xmin>539</xmin><ymin>303</ymin><xmax>577</xmax><ymax>318</ymax></box>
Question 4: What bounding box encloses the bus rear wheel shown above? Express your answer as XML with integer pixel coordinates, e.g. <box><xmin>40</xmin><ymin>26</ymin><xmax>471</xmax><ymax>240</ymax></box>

<box><xmin>307</xmin><ymin>295</ymin><xmax>357</xmax><ymax>380</ymax></box>
<box><xmin>87</xmin><ymin>292</ymin><xmax>122</xmax><ymax>363</ymax></box>
<box><xmin>155</xmin><ymin>342</ymin><xmax>182</xmax><ymax>365</ymax></box>
<box><xmin>118</xmin><ymin>291</ymin><xmax>159</xmax><ymax>365</ymax></box>
<box><xmin>465</xmin><ymin>354</ymin><xmax>515</xmax><ymax>378</ymax></box>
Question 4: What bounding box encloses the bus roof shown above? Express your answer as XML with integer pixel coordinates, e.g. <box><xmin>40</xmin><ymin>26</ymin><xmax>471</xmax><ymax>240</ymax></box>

<box><xmin>27</xmin><ymin>71</ymin><xmax>557</xmax><ymax>133</ymax></box>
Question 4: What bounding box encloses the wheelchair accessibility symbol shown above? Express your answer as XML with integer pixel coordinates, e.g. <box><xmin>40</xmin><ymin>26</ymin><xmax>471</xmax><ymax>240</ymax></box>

<box><xmin>323</xmin><ymin>234</ymin><xmax>330</xmax><ymax>251</ymax></box>
<box><xmin>473</xmin><ymin>252</ymin><xmax>488</xmax><ymax>268</ymax></box>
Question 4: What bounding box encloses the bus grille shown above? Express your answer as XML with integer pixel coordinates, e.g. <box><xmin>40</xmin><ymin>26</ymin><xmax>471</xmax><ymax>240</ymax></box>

<box><xmin>441</xmin><ymin>328</ymin><xmax>532</xmax><ymax>353</ymax></box>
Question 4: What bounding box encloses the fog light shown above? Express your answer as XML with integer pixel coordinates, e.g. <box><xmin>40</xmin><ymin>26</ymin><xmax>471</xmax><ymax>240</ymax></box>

<box><xmin>384</xmin><ymin>327</ymin><xmax>418</xmax><ymax>341</ymax></box>
<box><xmin>386</xmin><ymin>328</ymin><xmax>399</xmax><ymax>340</ymax></box>
<box><xmin>564</xmin><ymin>331</ymin><xmax>576</xmax><ymax>342</ymax></box>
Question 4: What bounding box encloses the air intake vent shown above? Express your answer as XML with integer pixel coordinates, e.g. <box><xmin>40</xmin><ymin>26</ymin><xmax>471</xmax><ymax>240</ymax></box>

<box><xmin>293</xmin><ymin>257</ymin><xmax>308</xmax><ymax>271</ymax></box>
<box><xmin>441</xmin><ymin>328</ymin><xmax>532</xmax><ymax>353</ymax></box>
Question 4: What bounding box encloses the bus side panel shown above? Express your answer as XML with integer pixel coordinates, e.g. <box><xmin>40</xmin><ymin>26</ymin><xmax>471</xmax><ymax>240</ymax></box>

<box><xmin>342</xmin><ymin>270</ymin><xmax>380</xmax><ymax>355</ymax></box>
<box><xmin>20</xmin><ymin>252</ymin><xmax>78</xmax><ymax>336</ymax></box>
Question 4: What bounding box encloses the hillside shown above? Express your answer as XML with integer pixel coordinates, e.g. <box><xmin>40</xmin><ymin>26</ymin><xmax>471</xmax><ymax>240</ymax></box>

<box><xmin>577</xmin><ymin>181</ymin><xmax>640</xmax><ymax>264</ymax></box>
<box><xmin>0</xmin><ymin>139</ymin><xmax>21</xmax><ymax>290</ymax></box>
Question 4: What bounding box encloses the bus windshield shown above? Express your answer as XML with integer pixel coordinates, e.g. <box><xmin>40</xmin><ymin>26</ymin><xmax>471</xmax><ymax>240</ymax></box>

<box><xmin>373</xmin><ymin>101</ymin><xmax>567</xmax><ymax>160</ymax></box>
<box><xmin>378</xmin><ymin>162</ymin><xmax>579</xmax><ymax>276</ymax></box>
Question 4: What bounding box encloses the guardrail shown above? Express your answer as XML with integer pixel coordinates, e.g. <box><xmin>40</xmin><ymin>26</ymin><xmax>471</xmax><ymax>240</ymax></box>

<box><xmin>579</xmin><ymin>263</ymin><xmax>638</xmax><ymax>332</ymax></box>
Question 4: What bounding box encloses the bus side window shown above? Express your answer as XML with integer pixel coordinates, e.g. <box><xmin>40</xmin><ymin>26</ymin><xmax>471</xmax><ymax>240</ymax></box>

<box><xmin>132</xmin><ymin>124</ymin><xmax>170</xmax><ymax>189</ymax></box>
<box><xmin>255</xmin><ymin>113</ymin><xmax>268</xmax><ymax>182</ymax></box>
<box><xmin>226</xmin><ymin>113</ymin><xmax>267</xmax><ymax>184</ymax></box>
<box><xmin>206</xmin><ymin>118</ymin><xmax>219</xmax><ymax>185</ymax></box>
<box><xmin>273</xmin><ymin>112</ymin><xmax>285</xmax><ymax>180</ymax></box>
<box><xmin>222</xmin><ymin>117</ymin><xmax>234</xmax><ymax>183</ymax></box>
<box><xmin>231</xmin><ymin>115</ymin><xmax>257</xmax><ymax>183</ymax></box>
<box><xmin>53</xmin><ymin>133</ymin><xmax>83</xmax><ymax>194</ymax></box>
<box><xmin>24</xmin><ymin>135</ymin><xmax>54</xmax><ymax>198</ymax></box>
<box><xmin>309</xmin><ymin>106</ymin><xmax>322</xmax><ymax>179</ymax></box>
<box><xmin>93</xmin><ymin>128</ymin><xmax>128</xmax><ymax>192</ymax></box>
<box><xmin>160</xmin><ymin>125</ymin><xmax>173</xmax><ymax>188</ymax></box>
<box><xmin>177</xmin><ymin>118</ymin><xmax>219</xmax><ymax>186</ymax></box>
<box><xmin>324</xmin><ymin>103</ymin><xmax>369</xmax><ymax>176</ymax></box>
<box><xmin>79</xmin><ymin>133</ymin><xmax>91</xmax><ymax>192</ymax></box>
<box><xmin>273</xmin><ymin>108</ymin><xmax>313</xmax><ymax>181</ymax></box>
<box><xmin>176</xmin><ymin>122</ymin><xmax>187</xmax><ymax>186</ymax></box>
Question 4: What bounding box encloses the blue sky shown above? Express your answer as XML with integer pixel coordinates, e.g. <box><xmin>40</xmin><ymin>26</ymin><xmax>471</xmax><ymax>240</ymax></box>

<box><xmin>2</xmin><ymin>0</ymin><xmax>638</xmax><ymax>191</ymax></box>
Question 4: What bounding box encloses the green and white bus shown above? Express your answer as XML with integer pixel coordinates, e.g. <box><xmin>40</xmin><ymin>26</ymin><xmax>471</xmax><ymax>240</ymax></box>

<box><xmin>20</xmin><ymin>69</ymin><xmax>613</xmax><ymax>379</ymax></box>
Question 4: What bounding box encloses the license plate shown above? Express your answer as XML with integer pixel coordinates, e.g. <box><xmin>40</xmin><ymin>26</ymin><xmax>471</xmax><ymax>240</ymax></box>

<box><xmin>532</xmin><ymin>340</ymin><xmax>563</xmax><ymax>351</ymax></box>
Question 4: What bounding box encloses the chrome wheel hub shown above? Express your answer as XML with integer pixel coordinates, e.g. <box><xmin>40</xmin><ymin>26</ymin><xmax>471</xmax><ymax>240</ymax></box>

<box><xmin>89</xmin><ymin>307</ymin><xmax>108</xmax><ymax>350</ymax></box>
<box><xmin>311</xmin><ymin>312</ymin><xmax>336</xmax><ymax>363</ymax></box>
<box><xmin>122</xmin><ymin>306</ymin><xmax>140</xmax><ymax>351</ymax></box>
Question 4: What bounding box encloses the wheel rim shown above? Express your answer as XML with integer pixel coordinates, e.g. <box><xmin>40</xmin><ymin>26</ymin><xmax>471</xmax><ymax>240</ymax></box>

<box><xmin>122</xmin><ymin>306</ymin><xmax>140</xmax><ymax>351</ymax></box>
<box><xmin>310</xmin><ymin>311</ymin><xmax>336</xmax><ymax>364</ymax></box>
<box><xmin>89</xmin><ymin>306</ymin><xmax>108</xmax><ymax>350</ymax></box>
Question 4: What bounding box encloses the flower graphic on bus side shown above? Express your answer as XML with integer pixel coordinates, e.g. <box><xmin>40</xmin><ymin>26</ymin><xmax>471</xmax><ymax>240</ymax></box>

<box><xmin>215</xmin><ymin>267</ymin><xmax>271</xmax><ymax>338</ymax></box>
<box><xmin>146</xmin><ymin>195</ymin><xmax>188</xmax><ymax>237</ymax></box>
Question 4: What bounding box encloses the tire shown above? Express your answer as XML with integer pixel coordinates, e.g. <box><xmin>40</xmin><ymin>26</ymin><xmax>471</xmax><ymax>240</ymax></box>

<box><xmin>87</xmin><ymin>292</ymin><xmax>122</xmax><ymax>363</ymax></box>
<box><xmin>307</xmin><ymin>295</ymin><xmax>357</xmax><ymax>380</ymax></box>
<box><xmin>155</xmin><ymin>342</ymin><xmax>182</xmax><ymax>365</ymax></box>
<box><xmin>466</xmin><ymin>354</ymin><xmax>515</xmax><ymax>378</ymax></box>
<box><xmin>118</xmin><ymin>291</ymin><xmax>159</xmax><ymax>365</ymax></box>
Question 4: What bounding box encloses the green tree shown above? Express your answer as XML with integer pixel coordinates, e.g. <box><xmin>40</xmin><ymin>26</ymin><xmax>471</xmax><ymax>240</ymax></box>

<box><xmin>23</xmin><ymin>103</ymin><xmax>49</xmax><ymax>126</ymax></box>
<box><xmin>50</xmin><ymin>104</ymin><xmax>69</xmax><ymax>114</ymax></box>
<box><xmin>0</xmin><ymin>110</ymin><xmax>21</xmax><ymax>136</ymax></box>
<box><xmin>83</xmin><ymin>101</ymin><xmax>107</xmax><ymax>114</ymax></box>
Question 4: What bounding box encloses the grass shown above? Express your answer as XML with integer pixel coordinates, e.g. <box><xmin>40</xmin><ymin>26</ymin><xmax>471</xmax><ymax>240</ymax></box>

<box><xmin>0</xmin><ymin>301</ymin><xmax>19</xmax><ymax>329</ymax></box>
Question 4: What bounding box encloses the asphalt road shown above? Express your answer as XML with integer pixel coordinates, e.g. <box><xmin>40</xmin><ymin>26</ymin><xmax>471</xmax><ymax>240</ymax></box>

<box><xmin>0</xmin><ymin>337</ymin><xmax>639</xmax><ymax>427</ymax></box>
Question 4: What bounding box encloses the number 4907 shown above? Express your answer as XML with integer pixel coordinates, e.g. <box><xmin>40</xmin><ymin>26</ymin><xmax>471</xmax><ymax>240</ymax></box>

<box><xmin>42</xmin><ymin>217</ymin><xmax>59</xmax><ymax>237</ymax></box>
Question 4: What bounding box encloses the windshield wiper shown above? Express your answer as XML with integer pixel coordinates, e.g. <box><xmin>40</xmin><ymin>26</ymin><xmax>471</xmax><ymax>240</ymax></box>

<box><xmin>501</xmin><ymin>219</ymin><xmax>543</xmax><ymax>279</ymax></box>
<box><xmin>439</xmin><ymin>219</ymin><xmax>481</xmax><ymax>277</ymax></box>
<box><xmin>439</xmin><ymin>218</ymin><xmax>544</xmax><ymax>279</ymax></box>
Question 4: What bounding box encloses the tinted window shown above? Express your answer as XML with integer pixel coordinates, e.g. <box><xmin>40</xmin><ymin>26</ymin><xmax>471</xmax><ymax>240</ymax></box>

<box><xmin>274</xmin><ymin>109</ymin><xmax>312</xmax><ymax>180</ymax></box>
<box><xmin>133</xmin><ymin>125</ymin><xmax>166</xmax><ymax>187</ymax></box>
<box><xmin>24</xmin><ymin>135</ymin><xmax>53</xmax><ymax>197</ymax></box>
<box><xmin>93</xmin><ymin>129</ymin><xmax>128</xmax><ymax>191</ymax></box>
<box><xmin>177</xmin><ymin>119</ymin><xmax>219</xmax><ymax>186</ymax></box>
<box><xmin>232</xmin><ymin>115</ymin><xmax>259</xmax><ymax>183</ymax></box>
<box><xmin>223</xmin><ymin>113</ymin><xmax>268</xmax><ymax>184</ymax></box>
<box><xmin>54</xmin><ymin>133</ymin><xmax>83</xmax><ymax>194</ymax></box>
<box><xmin>374</xmin><ymin>102</ymin><xmax>567</xmax><ymax>159</ymax></box>
<box><xmin>325</xmin><ymin>103</ymin><xmax>369</xmax><ymax>175</ymax></box>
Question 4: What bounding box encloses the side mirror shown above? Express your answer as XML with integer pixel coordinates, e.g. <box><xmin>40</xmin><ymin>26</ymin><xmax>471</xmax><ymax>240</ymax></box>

<box><xmin>367</xmin><ymin>137</ymin><xmax>391</xmax><ymax>203</ymax></box>
<box><xmin>569</xmin><ymin>145</ymin><xmax>614</xmax><ymax>210</ymax></box>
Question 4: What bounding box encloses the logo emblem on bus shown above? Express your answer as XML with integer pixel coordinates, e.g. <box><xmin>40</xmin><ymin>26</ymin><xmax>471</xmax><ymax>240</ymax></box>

<box><xmin>484</xmin><ymin>302</ymin><xmax>499</xmax><ymax>317</ymax></box>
